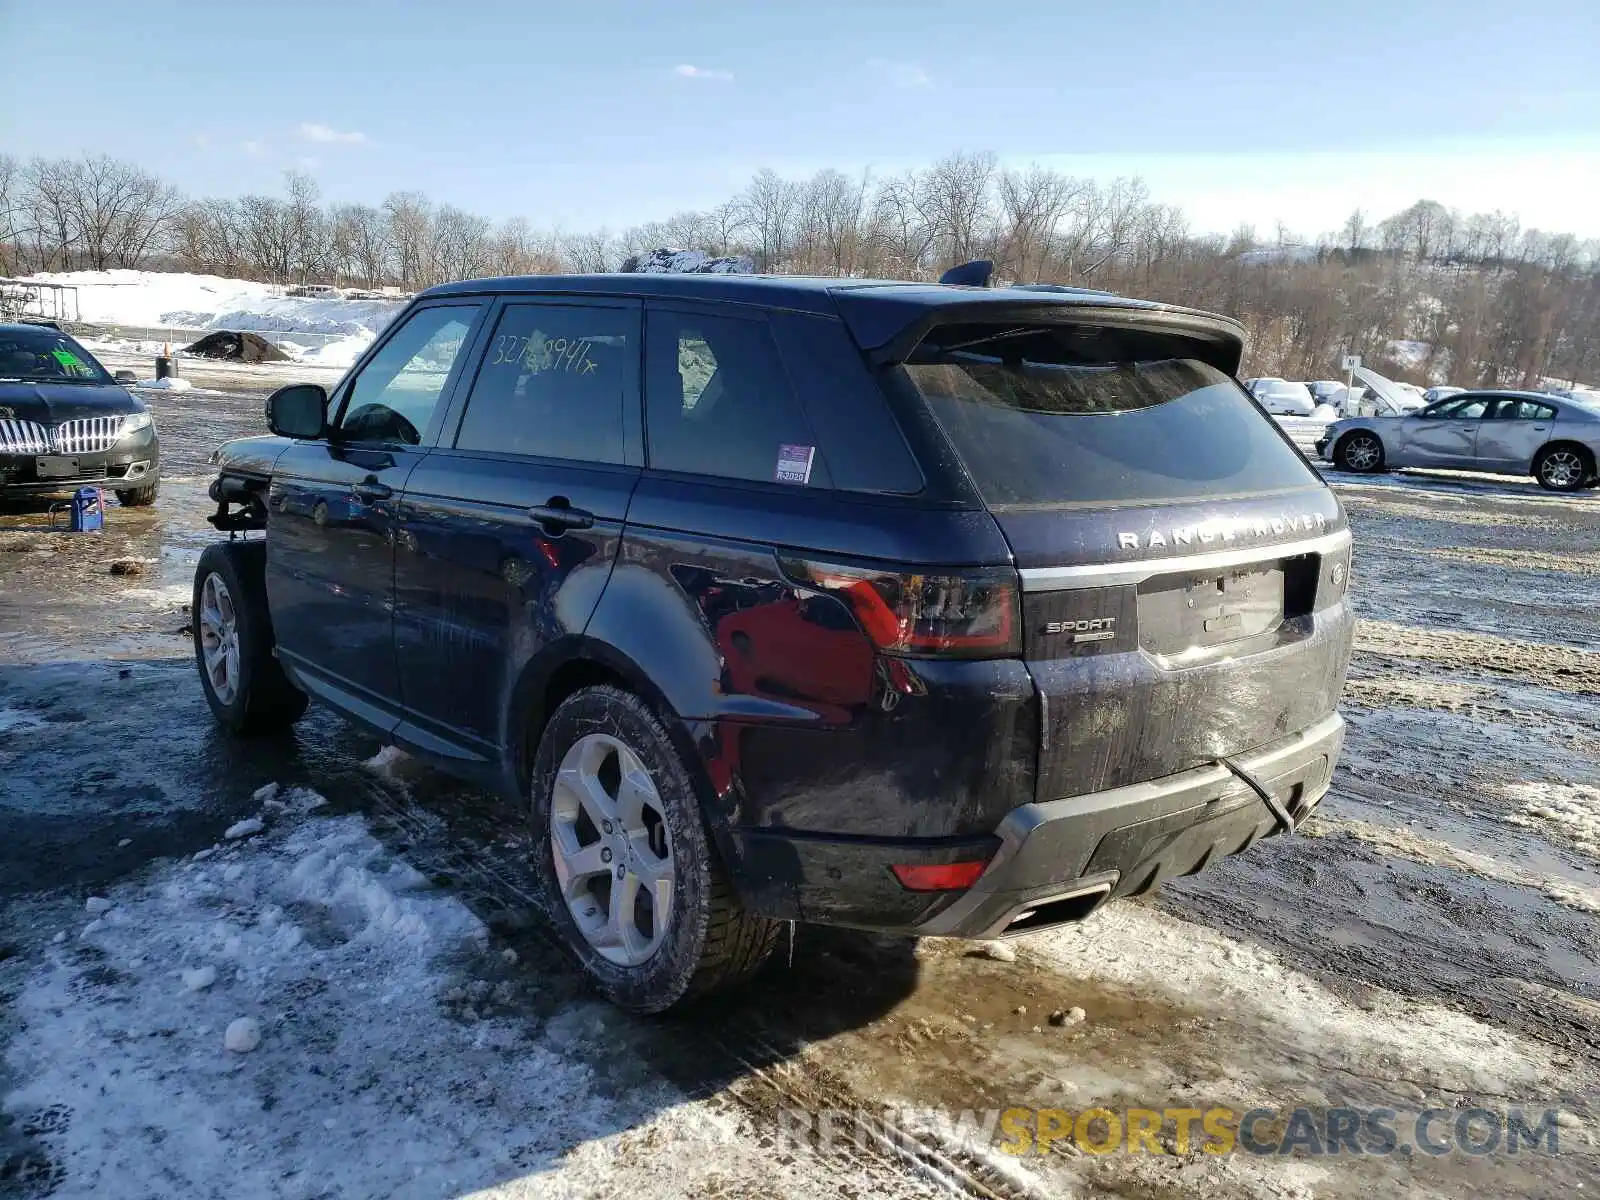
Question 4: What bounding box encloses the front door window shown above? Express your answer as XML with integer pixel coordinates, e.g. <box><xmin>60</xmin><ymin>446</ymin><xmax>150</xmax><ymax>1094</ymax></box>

<box><xmin>340</xmin><ymin>306</ymin><xmax>481</xmax><ymax>445</ymax></box>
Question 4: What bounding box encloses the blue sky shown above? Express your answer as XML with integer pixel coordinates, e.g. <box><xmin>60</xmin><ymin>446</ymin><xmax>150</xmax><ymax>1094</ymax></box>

<box><xmin>3</xmin><ymin>0</ymin><xmax>1599</xmax><ymax>238</ymax></box>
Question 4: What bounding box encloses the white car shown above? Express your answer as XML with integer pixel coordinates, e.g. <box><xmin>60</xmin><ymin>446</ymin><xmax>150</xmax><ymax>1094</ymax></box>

<box><xmin>1246</xmin><ymin>378</ymin><xmax>1316</xmax><ymax>416</ymax></box>
<box><xmin>1422</xmin><ymin>386</ymin><xmax>1465</xmax><ymax>404</ymax></box>
<box><xmin>1304</xmin><ymin>380</ymin><xmax>1352</xmax><ymax>413</ymax></box>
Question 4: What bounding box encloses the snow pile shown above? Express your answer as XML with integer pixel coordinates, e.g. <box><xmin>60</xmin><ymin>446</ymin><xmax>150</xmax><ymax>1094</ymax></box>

<box><xmin>0</xmin><ymin>791</ymin><xmax>827</xmax><ymax>1199</ymax></box>
<box><xmin>272</xmin><ymin>331</ymin><xmax>375</xmax><ymax>369</ymax></box>
<box><xmin>622</xmin><ymin>247</ymin><xmax>755</xmax><ymax>274</ymax></box>
<box><xmin>171</xmin><ymin>300</ymin><xmax>394</xmax><ymax>338</ymax></box>
<box><xmin>136</xmin><ymin>376</ymin><xmax>192</xmax><ymax>392</ymax></box>
<box><xmin>24</xmin><ymin>270</ymin><xmax>400</xmax><ymax>339</ymax></box>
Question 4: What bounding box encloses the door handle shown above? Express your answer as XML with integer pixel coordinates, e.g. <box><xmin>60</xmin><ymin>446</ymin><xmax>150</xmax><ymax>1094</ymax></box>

<box><xmin>1531</xmin><ymin>425</ymin><xmax>1547</xmax><ymax>431</ymax></box>
<box><xmin>527</xmin><ymin>501</ymin><xmax>595</xmax><ymax>533</ymax></box>
<box><xmin>352</xmin><ymin>480</ymin><xmax>393</xmax><ymax>503</ymax></box>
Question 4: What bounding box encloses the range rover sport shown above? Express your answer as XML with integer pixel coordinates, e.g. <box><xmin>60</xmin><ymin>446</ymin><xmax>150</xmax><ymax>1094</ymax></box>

<box><xmin>195</xmin><ymin>272</ymin><xmax>1354</xmax><ymax>1012</ymax></box>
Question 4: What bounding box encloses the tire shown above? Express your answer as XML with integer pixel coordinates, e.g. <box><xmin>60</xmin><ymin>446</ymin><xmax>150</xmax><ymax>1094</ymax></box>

<box><xmin>192</xmin><ymin>541</ymin><xmax>308</xmax><ymax>735</ymax></box>
<box><xmin>116</xmin><ymin>481</ymin><xmax>159</xmax><ymax>507</ymax></box>
<box><xmin>1532</xmin><ymin>444</ymin><xmax>1593</xmax><ymax>493</ymax></box>
<box><xmin>529</xmin><ymin>685</ymin><xmax>779</xmax><ymax>1013</ymax></box>
<box><xmin>1334</xmin><ymin>431</ymin><xmax>1386</xmax><ymax>474</ymax></box>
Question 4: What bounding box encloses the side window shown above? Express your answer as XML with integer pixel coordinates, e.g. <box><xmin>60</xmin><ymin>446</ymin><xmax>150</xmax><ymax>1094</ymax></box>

<box><xmin>340</xmin><ymin>305</ymin><xmax>481</xmax><ymax>445</ymax></box>
<box><xmin>454</xmin><ymin>304</ymin><xmax>633</xmax><ymax>463</ymax></box>
<box><xmin>644</xmin><ymin>310</ymin><xmax>831</xmax><ymax>487</ymax></box>
<box><xmin>1498</xmin><ymin>400</ymin><xmax>1557</xmax><ymax>421</ymax></box>
<box><xmin>1429</xmin><ymin>396</ymin><xmax>1488</xmax><ymax>420</ymax></box>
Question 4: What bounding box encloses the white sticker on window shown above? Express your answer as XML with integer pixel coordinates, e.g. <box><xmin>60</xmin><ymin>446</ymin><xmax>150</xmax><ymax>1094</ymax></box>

<box><xmin>774</xmin><ymin>443</ymin><xmax>816</xmax><ymax>485</ymax></box>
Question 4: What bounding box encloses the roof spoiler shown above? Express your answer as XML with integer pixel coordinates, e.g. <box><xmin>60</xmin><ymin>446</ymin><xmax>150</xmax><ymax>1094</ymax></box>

<box><xmin>844</xmin><ymin>297</ymin><xmax>1247</xmax><ymax>376</ymax></box>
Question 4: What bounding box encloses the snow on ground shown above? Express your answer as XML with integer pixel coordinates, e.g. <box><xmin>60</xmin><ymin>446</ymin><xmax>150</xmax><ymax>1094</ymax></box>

<box><xmin>1502</xmin><ymin>781</ymin><xmax>1600</xmax><ymax>858</ymax></box>
<box><xmin>1025</xmin><ymin>904</ymin><xmax>1561</xmax><ymax>1099</ymax></box>
<box><xmin>0</xmin><ymin>790</ymin><xmax>871</xmax><ymax>1200</ymax></box>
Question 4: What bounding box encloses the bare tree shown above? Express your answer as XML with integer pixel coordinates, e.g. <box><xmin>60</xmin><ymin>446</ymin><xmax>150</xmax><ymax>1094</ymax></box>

<box><xmin>0</xmin><ymin>154</ymin><xmax>22</xmax><ymax>275</ymax></box>
<box><xmin>383</xmin><ymin>192</ymin><xmax>433</xmax><ymax>289</ymax></box>
<box><xmin>735</xmin><ymin>169</ymin><xmax>800</xmax><ymax>270</ymax></box>
<box><xmin>995</xmin><ymin>165</ymin><xmax>1079</xmax><ymax>282</ymax></box>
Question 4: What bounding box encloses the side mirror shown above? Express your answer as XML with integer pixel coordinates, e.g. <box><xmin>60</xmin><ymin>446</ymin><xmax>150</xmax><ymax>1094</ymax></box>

<box><xmin>114</xmin><ymin>369</ymin><xmax>138</xmax><ymax>385</ymax></box>
<box><xmin>266</xmin><ymin>383</ymin><xmax>328</xmax><ymax>439</ymax></box>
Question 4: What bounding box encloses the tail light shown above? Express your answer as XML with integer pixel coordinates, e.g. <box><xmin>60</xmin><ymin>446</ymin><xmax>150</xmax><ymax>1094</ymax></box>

<box><xmin>778</xmin><ymin>556</ymin><xmax>1020</xmax><ymax>658</ymax></box>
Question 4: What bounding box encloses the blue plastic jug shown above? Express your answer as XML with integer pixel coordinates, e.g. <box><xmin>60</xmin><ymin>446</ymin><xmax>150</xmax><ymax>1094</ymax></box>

<box><xmin>70</xmin><ymin>486</ymin><xmax>104</xmax><ymax>532</ymax></box>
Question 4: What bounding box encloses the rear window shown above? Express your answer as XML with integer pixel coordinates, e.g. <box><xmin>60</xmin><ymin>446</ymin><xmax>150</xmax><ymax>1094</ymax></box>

<box><xmin>904</xmin><ymin>343</ymin><xmax>1318</xmax><ymax>508</ymax></box>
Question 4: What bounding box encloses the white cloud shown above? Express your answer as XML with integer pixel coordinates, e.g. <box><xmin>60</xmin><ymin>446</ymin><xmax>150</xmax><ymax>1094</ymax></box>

<box><xmin>299</xmin><ymin>122</ymin><xmax>369</xmax><ymax>145</ymax></box>
<box><xmin>242</xmin><ymin>140</ymin><xmax>267</xmax><ymax>157</ymax></box>
<box><xmin>869</xmin><ymin>59</ymin><xmax>933</xmax><ymax>90</ymax></box>
<box><xmin>673</xmin><ymin>64</ymin><xmax>733</xmax><ymax>82</ymax></box>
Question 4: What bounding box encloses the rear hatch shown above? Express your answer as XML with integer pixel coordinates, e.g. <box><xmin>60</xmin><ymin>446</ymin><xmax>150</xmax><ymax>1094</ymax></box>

<box><xmin>896</xmin><ymin>318</ymin><xmax>1354</xmax><ymax>803</ymax></box>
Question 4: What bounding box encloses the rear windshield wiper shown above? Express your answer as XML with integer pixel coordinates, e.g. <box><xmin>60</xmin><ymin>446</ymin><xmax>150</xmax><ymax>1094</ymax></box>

<box><xmin>936</xmin><ymin>327</ymin><xmax>1037</xmax><ymax>353</ymax></box>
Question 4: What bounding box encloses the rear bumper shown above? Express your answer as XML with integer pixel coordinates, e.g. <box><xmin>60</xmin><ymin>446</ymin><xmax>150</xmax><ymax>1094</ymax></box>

<box><xmin>727</xmin><ymin>712</ymin><xmax>1343</xmax><ymax>937</ymax></box>
<box><xmin>916</xmin><ymin>711</ymin><xmax>1343</xmax><ymax>937</ymax></box>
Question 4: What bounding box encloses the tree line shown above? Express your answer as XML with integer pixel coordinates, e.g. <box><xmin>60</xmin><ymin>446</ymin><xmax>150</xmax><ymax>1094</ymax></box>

<box><xmin>2</xmin><ymin>150</ymin><xmax>1597</xmax><ymax>388</ymax></box>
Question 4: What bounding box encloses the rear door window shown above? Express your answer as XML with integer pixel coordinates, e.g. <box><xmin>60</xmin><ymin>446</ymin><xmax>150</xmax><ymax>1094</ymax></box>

<box><xmin>769</xmin><ymin>312</ymin><xmax>924</xmax><ymax>495</ymax></box>
<box><xmin>453</xmin><ymin>303</ymin><xmax>634</xmax><ymax>463</ymax></box>
<box><xmin>901</xmin><ymin>330</ymin><xmax>1317</xmax><ymax>508</ymax></box>
<box><xmin>1487</xmin><ymin>398</ymin><xmax>1556</xmax><ymax>421</ymax></box>
<box><xmin>644</xmin><ymin>309</ymin><xmax>832</xmax><ymax>488</ymax></box>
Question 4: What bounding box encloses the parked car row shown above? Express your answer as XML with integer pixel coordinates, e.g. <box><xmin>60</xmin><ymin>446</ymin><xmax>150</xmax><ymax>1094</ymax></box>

<box><xmin>1247</xmin><ymin>374</ymin><xmax>1480</xmax><ymax>419</ymax></box>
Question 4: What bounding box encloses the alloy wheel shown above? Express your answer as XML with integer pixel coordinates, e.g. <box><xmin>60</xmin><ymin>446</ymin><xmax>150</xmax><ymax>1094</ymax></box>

<box><xmin>198</xmin><ymin>571</ymin><xmax>241</xmax><ymax>705</ymax></box>
<box><xmin>550</xmin><ymin>733</ymin><xmax>675</xmax><ymax>966</ymax></box>
<box><xmin>1345</xmin><ymin>435</ymin><xmax>1381</xmax><ymax>471</ymax></box>
<box><xmin>1540</xmin><ymin>450</ymin><xmax>1583</xmax><ymax>489</ymax></box>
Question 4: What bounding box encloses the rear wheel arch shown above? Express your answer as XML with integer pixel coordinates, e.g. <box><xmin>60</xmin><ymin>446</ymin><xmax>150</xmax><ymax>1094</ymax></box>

<box><xmin>505</xmin><ymin>640</ymin><xmax>723</xmax><ymax>822</ymax></box>
<box><xmin>1531</xmin><ymin>440</ymin><xmax>1595</xmax><ymax>489</ymax></box>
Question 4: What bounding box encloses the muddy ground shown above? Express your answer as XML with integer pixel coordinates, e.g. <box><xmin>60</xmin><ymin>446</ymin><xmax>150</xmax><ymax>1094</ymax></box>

<box><xmin>1</xmin><ymin>371</ymin><xmax>1596</xmax><ymax>1198</ymax></box>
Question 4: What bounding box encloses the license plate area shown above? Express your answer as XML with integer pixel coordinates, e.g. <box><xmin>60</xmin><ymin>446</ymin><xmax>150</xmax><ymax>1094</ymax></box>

<box><xmin>36</xmin><ymin>456</ymin><xmax>81</xmax><ymax>479</ymax></box>
<box><xmin>1136</xmin><ymin>563</ymin><xmax>1291</xmax><ymax>656</ymax></box>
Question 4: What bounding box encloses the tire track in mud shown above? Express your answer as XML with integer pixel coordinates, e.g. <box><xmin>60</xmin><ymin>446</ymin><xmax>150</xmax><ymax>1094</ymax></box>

<box><xmin>1355</xmin><ymin>620</ymin><xmax>1600</xmax><ymax>695</ymax></box>
<box><xmin>334</xmin><ymin>767</ymin><xmax>1040</xmax><ymax>1200</ymax></box>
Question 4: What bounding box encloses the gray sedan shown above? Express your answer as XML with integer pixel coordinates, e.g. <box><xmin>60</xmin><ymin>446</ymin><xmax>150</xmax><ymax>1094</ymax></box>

<box><xmin>1316</xmin><ymin>391</ymin><xmax>1600</xmax><ymax>492</ymax></box>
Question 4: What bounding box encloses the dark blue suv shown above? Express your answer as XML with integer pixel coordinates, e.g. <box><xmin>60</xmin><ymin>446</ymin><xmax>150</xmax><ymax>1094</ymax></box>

<box><xmin>196</xmin><ymin>272</ymin><xmax>1354</xmax><ymax>1011</ymax></box>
